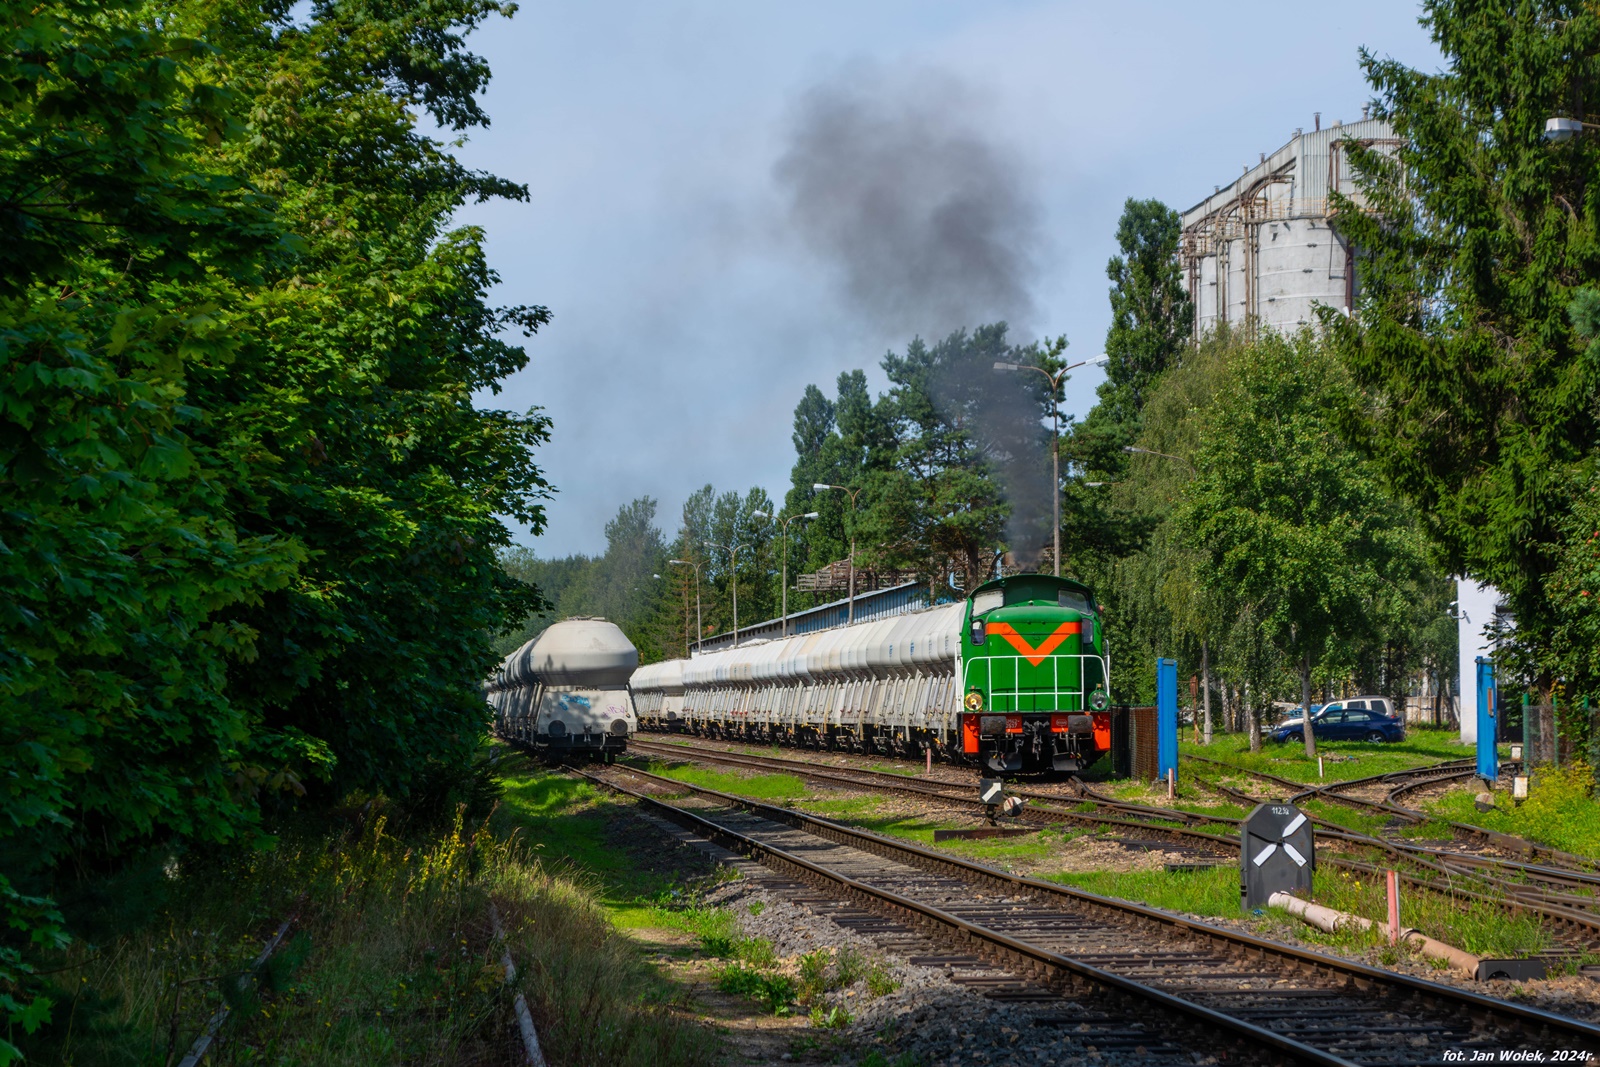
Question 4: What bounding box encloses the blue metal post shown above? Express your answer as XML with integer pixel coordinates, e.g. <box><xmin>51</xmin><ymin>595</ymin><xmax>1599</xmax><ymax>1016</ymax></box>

<box><xmin>1475</xmin><ymin>656</ymin><xmax>1498</xmax><ymax>783</ymax></box>
<box><xmin>1157</xmin><ymin>657</ymin><xmax>1178</xmax><ymax>784</ymax></box>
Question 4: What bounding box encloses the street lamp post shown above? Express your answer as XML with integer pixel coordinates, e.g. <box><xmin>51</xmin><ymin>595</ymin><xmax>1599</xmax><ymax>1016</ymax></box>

<box><xmin>704</xmin><ymin>541</ymin><xmax>750</xmax><ymax>647</ymax></box>
<box><xmin>753</xmin><ymin>509</ymin><xmax>819</xmax><ymax>637</ymax></box>
<box><xmin>993</xmin><ymin>354</ymin><xmax>1110</xmax><ymax>576</ymax></box>
<box><xmin>812</xmin><ymin>483</ymin><xmax>865</xmax><ymax>623</ymax></box>
<box><xmin>668</xmin><ymin>558</ymin><xmax>702</xmax><ymax>655</ymax></box>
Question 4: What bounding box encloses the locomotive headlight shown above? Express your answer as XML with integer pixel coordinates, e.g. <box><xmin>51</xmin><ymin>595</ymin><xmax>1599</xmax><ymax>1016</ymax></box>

<box><xmin>963</xmin><ymin>689</ymin><xmax>984</xmax><ymax>712</ymax></box>
<box><xmin>1090</xmin><ymin>686</ymin><xmax>1109</xmax><ymax>711</ymax></box>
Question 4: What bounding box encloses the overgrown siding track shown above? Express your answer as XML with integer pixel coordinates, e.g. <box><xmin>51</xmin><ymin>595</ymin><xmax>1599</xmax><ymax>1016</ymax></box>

<box><xmin>583</xmin><ymin>763</ymin><xmax>1600</xmax><ymax>1066</ymax></box>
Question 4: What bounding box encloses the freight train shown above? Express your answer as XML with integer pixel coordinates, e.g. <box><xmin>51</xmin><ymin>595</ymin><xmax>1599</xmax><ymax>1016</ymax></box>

<box><xmin>488</xmin><ymin>617</ymin><xmax>639</xmax><ymax>761</ymax></box>
<box><xmin>630</xmin><ymin>574</ymin><xmax>1110</xmax><ymax>774</ymax></box>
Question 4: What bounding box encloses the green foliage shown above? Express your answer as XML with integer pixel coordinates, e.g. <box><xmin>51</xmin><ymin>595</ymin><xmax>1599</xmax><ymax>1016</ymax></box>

<box><xmin>1543</xmin><ymin>453</ymin><xmax>1600</xmax><ymax>721</ymax></box>
<box><xmin>865</xmin><ymin>960</ymin><xmax>900</xmax><ymax>997</ymax></box>
<box><xmin>796</xmin><ymin>945</ymin><xmax>869</xmax><ymax>1007</ymax></box>
<box><xmin>1077</xmin><ymin>327</ymin><xmax>1449</xmax><ymax>715</ymax></box>
<box><xmin>1428</xmin><ymin>763</ymin><xmax>1600</xmax><ymax>856</ymax></box>
<box><xmin>714</xmin><ymin>963</ymin><xmax>795</xmax><ymax>1015</ymax></box>
<box><xmin>1326</xmin><ymin>1</ymin><xmax>1600</xmax><ymax>696</ymax></box>
<box><xmin>871</xmin><ymin>324</ymin><xmax>1060</xmax><ymax>583</ymax></box>
<box><xmin>200</xmin><ymin>0</ymin><xmax>550</xmax><ymax>801</ymax></box>
<box><xmin>33</xmin><ymin>812</ymin><xmax>714</xmax><ymax>1067</ymax></box>
<box><xmin>777</xmin><ymin>323</ymin><xmax>1080</xmax><ymax>600</ymax></box>
<box><xmin>1078</xmin><ymin>333</ymin><xmax>1237</xmax><ymax>700</ymax></box>
<box><xmin>1180</xmin><ymin>333</ymin><xmax>1428</xmax><ymax>745</ymax></box>
<box><xmin>498</xmin><ymin>496</ymin><xmax>668</xmax><ymax>659</ymax></box>
<box><xmin>808</xmin><ymin>1004</ymin><xmax>852</xmax><ymax>1029</ymax></box>
<box><xmin>1074</xmin><ymin>198</ymin><xmax>1192</xmax><ymax>475</ymax></box>
<box><xmin>859</xmin><ymin>1053</ymin><xmax>922</xmax><ymax>1067</ymax></box>
<box><xmin>1</xmin><ymin>1</ymin><xmax>548</xmax><ymax>1054</ymax></box>
<box><xmin>785</xmin><ymin>369</ymin><xmax>892</xmax><ymax>581</ymax></box>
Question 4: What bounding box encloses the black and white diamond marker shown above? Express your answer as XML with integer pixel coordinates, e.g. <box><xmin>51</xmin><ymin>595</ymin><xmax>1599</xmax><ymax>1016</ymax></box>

<box><xmin>1241</xmin><ymin>802</ymin><xmax>1316</xmax><ymax>909</ymax></box>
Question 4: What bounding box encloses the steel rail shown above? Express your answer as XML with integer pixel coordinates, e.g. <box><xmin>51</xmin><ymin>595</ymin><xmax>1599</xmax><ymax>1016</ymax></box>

<box><xmin>631</xmin><ymin>736</ymin><xmax>1600</xmax><ymax>940</ymax></box>
<box><xmin>579</xmin><ymin>768</ymin><xmax>1353</xmax><ymax>1066</ymax></box>
<box><xmin>1184</xmin><ymin>754</ymin><xmax>1593</xmax><ymax>870</ymax></box>
<box><xmin>627</xmin><ymin>738</ymin><xmax>1235</xmax><ymax>839</ymax></box>
<box><xmin>590</xmin><ymin>763</ymin><xmax>1600</xmax><ymax>1058</ymax></box>
<box><xmin>175</xmin><ymin>910</ymin><xmax>299</xmax><ymax>1067</ymax></box>
<box><xmin>632</xmin><ymin>737</ymin><xmax>1217</xmax><ymax>824</ymax></box>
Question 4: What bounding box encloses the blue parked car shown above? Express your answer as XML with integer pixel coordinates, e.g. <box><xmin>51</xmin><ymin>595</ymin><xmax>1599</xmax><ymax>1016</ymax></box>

<box><xmin>1270</xmin><ymin>697</ymin><xmax>1405</xmax><ymax>744</ymax></box>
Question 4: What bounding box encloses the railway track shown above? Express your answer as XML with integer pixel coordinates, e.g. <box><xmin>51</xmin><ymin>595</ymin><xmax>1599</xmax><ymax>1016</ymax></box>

<box><xmin>625</xmin><ymin>736</ymin><xmax>1600</xmax><ymax>948</ymax></box>
<box><xmin>582</xmin><ymin>762</ymin><xmax>1600</xmax><ymax>1066</ymax></box>
<box><xmin>1184</xmin><ymin>755</ymin><xmax>1598</xmax><ymax>873</ymax></box>
<box><xmin>1182</xmin><ymin>755</ymin><xmax>1590</xmax><ymax>864</ymax></box>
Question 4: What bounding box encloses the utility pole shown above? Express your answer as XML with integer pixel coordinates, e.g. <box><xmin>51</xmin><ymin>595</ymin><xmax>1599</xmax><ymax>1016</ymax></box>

<box><xmin>813</xmin><ymin>483</ymin><xmax>864</xmax><ymax>622</ymax></box>
<box><xmin>704</xmin><ymin>541</ymin><xmax>750</xmax><ymax>647</ymax></box>
<box><xmin>993</xmin><ymin>354</ymin><xmax>1109</xmax><ymax>575</ymax></box>
<box><xmin>668</xmin><ymin>558</ymin><xmax>702</xmax><ymax>655</ymax></box>
<box><xmin>753</xmin><ymin>509</ymin><xmax>818</xmax><ymax>637</ymax></box>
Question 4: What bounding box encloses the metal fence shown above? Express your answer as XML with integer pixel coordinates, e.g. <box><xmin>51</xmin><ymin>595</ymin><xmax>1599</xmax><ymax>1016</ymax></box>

<box><xmin>1126</xmin><ymin>706</ymin><xmax>1159</xmax><ymax>783</ymax></box>
<box><xmin>1516</xmin><ymin>700</ymin><xmax>1593</xmax><ymax>767</ymax></box>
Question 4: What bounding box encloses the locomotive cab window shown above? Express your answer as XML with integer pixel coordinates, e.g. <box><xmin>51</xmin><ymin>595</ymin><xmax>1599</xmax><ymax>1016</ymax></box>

<box><xmin>1057</xmin><ymin>590</ymin><xmax>1092</xmax><ymax>614</ymax></box>
<box><xmin>971</xmin><ymin>589</ymin><xmax>1003</xmax><ymax>616</ymax></box>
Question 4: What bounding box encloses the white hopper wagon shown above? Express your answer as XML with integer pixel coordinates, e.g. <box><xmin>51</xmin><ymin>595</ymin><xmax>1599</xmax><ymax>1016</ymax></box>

<box><xmin>487</xmin><ymin>617</ymin><xmax>639</xmax><ymax>761</ymax></box>
<box><xmin>629</xmin><ymin>602</ymin><xmax>966</xmax><ymax>758</ymax></box>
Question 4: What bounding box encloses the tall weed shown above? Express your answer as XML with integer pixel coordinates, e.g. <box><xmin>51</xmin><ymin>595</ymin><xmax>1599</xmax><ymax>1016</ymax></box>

<box><xmin>1428</xmin><ymin>764</ymin><xmax>1600</xmax><ymax>857</ymax></box>
<box><xmin>30</xmin><ymin>811</ymin><xmax>714</xmax><ymax>1067</ymax></box>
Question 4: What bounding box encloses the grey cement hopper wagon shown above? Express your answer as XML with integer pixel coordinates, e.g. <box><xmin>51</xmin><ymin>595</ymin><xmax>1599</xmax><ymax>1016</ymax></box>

<box><xmin>488</xmin><ymin>618</ymin><xmax>639</xmax><ymax>761</ymax></box>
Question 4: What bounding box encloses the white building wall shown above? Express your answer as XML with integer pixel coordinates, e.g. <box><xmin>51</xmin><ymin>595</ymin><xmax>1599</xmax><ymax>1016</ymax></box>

<box><xmin>1456</xmin><ymin>578</ymin><xmax>1500</xmax><ymax>745</ymax></box>
<box><xmin>1182</xmin><ymin>117</ymin><xmax>1397</xmax><ymax>338</ymax></box>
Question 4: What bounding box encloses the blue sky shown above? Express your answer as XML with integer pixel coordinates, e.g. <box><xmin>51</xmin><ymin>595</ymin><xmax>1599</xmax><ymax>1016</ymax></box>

<box><xmin>450</xmin><ymin>1</ymin><xmax>1442</xmax><ymax>557</ymax></box>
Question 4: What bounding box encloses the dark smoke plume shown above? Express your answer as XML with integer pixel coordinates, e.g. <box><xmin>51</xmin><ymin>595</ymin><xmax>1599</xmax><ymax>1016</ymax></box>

<box><xmin>774</xmin><ymin>65</ymin><xmax>1040</xmax><ymax>339</ymax></box>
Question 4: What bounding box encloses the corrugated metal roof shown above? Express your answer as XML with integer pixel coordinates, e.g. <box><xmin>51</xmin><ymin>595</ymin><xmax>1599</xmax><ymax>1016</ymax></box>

<box><xmin>695</xmin><ymin>581</ymin><xmax>954</xmax><ymax>653</ymax></box>
<box><xmin>1181</xmin><ymin>117</ymin><xmax>1398</xmax><ymax>226</ymax></box>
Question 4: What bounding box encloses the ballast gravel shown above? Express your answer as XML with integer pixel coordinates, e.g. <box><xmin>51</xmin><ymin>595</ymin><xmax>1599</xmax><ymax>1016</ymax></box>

<box><xmin>699</xmin><ymin>874</ymin><xmax>1213</xmax><ymax>1066</ymax></box>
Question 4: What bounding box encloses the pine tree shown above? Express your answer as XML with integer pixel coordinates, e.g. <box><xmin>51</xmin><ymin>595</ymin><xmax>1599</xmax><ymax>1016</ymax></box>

<box><xmin>1326</xmin><ymin>1</ymin><xmax>1600</xmax><ymax>675</ymax></box>
<box><xmin>1074</xmin><ymin>198</ymin><xmax>1192</xmax><ymax>476</ymax></box>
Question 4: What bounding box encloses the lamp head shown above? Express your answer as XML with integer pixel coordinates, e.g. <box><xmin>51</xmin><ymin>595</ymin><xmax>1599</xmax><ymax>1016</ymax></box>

<box><xmin>992</xmin><ymin>361</ymin><xmax>1018</xmax><ymax>372</ymax></box>
<box><xmin>1546</xmin><ymin>116</ymin><xmax>1582</xmax><ymax>143</ymax></box>
<box><xmin>803</xmin><ymin>511</ymin><xmax>820</xmax><ymax>520</ymax></box>
<box><xmin>812</xmin><ymin>482</ymin><xmax>832</xmax><ymax>491</ymax></box>
<box><xmin>669</xmin><ymin>559</ymin><xmax>689</xmax><ymax>566</ymax></box>
<box><xmin>1121</xmin><ymin>445</ymin><xmax>1139</xmax><ymax>453</ymax></box>
<box><xmin>751</xmin><ymin>510</ymin><xmax>768</xmax><ymax>519</ymax></box>
<box><xmin>1087</xmin><ymin>354</ymin><xmax>1110</xmax><ymax>367</ymax></box>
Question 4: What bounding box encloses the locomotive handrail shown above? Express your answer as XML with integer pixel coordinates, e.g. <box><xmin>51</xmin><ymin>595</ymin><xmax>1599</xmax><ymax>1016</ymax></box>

<box><xmin>964</xmin><ymin>651</ymin><xmax>1111</xmax><ymax>712</ymax></box>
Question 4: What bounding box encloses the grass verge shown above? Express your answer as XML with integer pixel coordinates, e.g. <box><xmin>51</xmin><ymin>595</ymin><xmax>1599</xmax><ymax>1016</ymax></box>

<box><xmin>1046</xmin><ymin>858</ymin><xmax>1551</xmax><ymax>960</ymax></box>
<box><xmin>1182</xmin><ymin>728</ymin><xmax>1481</xmax><ymax>785</ymax></box>
<box><xmin>637</xmin><ymin>760</ymin><xmax>809</xmax><ymax>802</ymax></box>
<box><xmin>29</xmin><ymin>809</ymin><xmax>715</xmax><ymax>1067</ymax></box>
<box><xmin>1422</xmin><ymin>764</ymin><xmax>1600</xmax><ymax>857</ymax></box>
